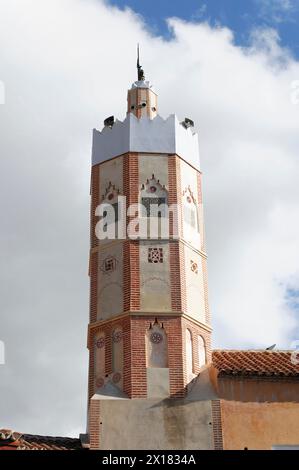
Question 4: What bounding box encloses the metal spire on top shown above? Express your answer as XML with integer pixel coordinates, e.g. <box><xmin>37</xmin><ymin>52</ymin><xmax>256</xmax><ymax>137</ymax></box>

<box><xmin>137</xmin><ymin>43</ymin><xmax>145</xmax><ymax>81</ymax></box>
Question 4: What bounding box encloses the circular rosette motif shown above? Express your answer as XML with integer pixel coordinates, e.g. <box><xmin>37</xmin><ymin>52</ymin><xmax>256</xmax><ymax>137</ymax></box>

<box><xmin>95</xmin><ymin>377</ymin><xmax>104</xmax><ymax>389</ymax></box>
<box><xmin>190</xmin><ymin>261</ymin><xmax>198</xmax><ymax>274</ymax></box>
<box><xmin>96</xmin><ymin>337</ymin><xmax>105</xmax><ymax>349</ymax></box>
<box><xmin>150</xmin><ymin>332</ymin><xmax>163</xmax><ymax>344</ymax></box>
<box><xmin>112</xmin><ymin>330</ymin><xmax>122</xmax><ymax>343</ymax></box>
<box><xmin>112</xmin><ymin>372</ymin><xmax>122</xmax><ymax>384</ymax></box>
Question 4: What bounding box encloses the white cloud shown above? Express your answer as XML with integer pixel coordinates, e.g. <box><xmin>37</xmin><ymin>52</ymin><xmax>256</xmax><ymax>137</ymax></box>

<box><xmin>256</xmin><ymin>0</ymin><xmax>298</xmax><ymax>23</ymax></box>
<box><xmin>0</xmin><ymin>0</ymin><xmax>298</xmax><ymax>435</ymax></box>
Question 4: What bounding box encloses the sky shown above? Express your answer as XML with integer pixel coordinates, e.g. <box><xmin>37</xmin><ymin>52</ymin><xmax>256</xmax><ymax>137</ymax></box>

<box><xmin>109</xmin><ymin>0</ymin><xmax>299</xmax><ymax>56</ymax></box>
<box><xmin>0</xmin><ymin>0</ymin><xmax>298</xmax><ymax>437</ymax></box>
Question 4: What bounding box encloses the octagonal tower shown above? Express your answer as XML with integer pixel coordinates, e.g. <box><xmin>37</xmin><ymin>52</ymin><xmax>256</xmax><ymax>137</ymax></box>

<box><xmin>87</xmin><ymin>55</ymin><xmax>213</xmax><ymax>450</ymax></box>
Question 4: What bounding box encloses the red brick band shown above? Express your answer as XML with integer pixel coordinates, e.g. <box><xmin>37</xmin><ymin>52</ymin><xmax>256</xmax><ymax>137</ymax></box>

<box><xmin>212</xmin><ymin>400</ymin><xmax>223</xmax><ymax>450</ymax></box>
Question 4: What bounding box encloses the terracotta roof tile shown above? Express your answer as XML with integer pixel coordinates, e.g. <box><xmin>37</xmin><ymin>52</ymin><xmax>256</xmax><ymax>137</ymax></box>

<box><xmin>212</xmin><ymin>350</ymin><xmax>299</xmax><ymax>377</ymax></box>
<box><xmin>0</xmin><ymin>429</ymin><xmax>84</xmax><ymax>450</ymax></box>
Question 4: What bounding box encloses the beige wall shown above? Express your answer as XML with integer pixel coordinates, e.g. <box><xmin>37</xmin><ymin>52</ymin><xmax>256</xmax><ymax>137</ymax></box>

<box><xmin>184</xmin><ymin>245</ymin><xmax>205</xmax><ymax>323</ymax></box>
<box><xmin>140</xmin><ymin>240</ymin><xmax>171</xmax><ymax>311</ymax></box>
<box><xmin>99</xmin><ymin>156</ymin><xmax>123</xmax><ymax>196</ymax></box>
<box><xmin>97</xmin><ymin>242</ymin><xmax>123</xmax><ymax>320</ymax></box>
<box><xmin>139</xmin><ymin>154</ymin><xmax>168</xmax><ymax>187</ymax></box>
<box><xmin>221</xmin><ymin>400</ymin><xmax>299</xmax><ymax>450</ymax></box>
<box><xmin>180</xmin><ymin>159</ymin><xmax>201</xmax><ymax>249</ymax></box>
<box><xmin>97</xmin><ymin>397</ymin><xmax>214</xmax><ymax>450</ymax></box>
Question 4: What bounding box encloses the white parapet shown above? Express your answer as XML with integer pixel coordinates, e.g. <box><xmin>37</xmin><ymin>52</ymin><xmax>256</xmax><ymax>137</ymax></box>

<box><xmin>92</xmin><ymin>113</ymin><xmax>200</xmax><ymax>170</ymax></box>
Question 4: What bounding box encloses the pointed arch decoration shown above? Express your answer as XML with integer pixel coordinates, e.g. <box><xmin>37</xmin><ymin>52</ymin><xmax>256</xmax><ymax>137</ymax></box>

<box><xmin>145</xmin><ymin>318</ymin><xmax>168</xmax><ymax>368</ymax></box>
<box><xmin>186</xmin><ymin>328</ymin><xmax>194</xmax><ymax>382</ymax></box>
<box><xmin>140</xmin><ymin>174</ymin><xmax>168</xmax><ymax>218</ymax></box>
<box><xmin>198</xmin><ymin>335</ymin><xmax>207</xmax><ymax>368</ymax></box>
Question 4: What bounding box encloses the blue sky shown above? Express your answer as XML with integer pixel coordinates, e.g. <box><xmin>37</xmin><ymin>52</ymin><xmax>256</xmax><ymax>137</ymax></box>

<box><xmin>108</xmin><ymin>0</ymin><xmax>299</xmax><ymax>58</ymax></box>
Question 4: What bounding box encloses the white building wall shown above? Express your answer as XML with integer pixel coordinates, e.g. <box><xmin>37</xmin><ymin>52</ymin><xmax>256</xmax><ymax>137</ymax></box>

<box><xmin>92</xmin><ymin>114</ymin><xmax>200</xmax><ymax>170</ymax></box>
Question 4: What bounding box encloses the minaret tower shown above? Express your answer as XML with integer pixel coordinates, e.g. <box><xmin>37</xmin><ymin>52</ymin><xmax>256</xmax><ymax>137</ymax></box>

<box><xmin>87</xmin><ymin>51</ymin><xmax>213</xmax><ymax>449</ymax></box>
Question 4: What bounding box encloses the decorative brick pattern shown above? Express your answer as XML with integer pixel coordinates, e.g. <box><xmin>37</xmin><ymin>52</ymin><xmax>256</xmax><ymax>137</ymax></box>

<box><xmin>89</xmin><ymin>166</ymin><xmax>100</xmax><ymax>326</ymax></box>
<box><xmin>211</xmin><ymin>400</ymin><xmax>224</xmax><ymax>450</ymax></box>
<box><xmin>100</xmin><ymin>255</ymin><xmax>117</xmax><ymax>274</ymax></box>
<box><xmin>90</xmin><ymin>314</ymin><xmax>189</xmax><ymax>399</ymax></box>
<box><xmin>129</xmin><ymin>315</ymin><xmax>186</xmax><ymax>398</ymax></box>
<box><xmin>148</xmin><ymin>247</ymin><xmax>163</xmax><ymax>263</ymax></box>
<box><xmin>88</xmin><ymin>317</ymin><xmax>130</xmax><ymax>398</ymax></box>
<box><xmin>123</xmin><ymin>153</ymin><xmax>140</xmax><ymax>312</ymax></box>
<box><xmin>123</xmin><ymin>241</ymin><xmax>140</xmax><ymax>312</ymax></box>
<box><xmin>169</xmin><ymin>241</ymin><xmax>182</xmax><ymax>312</ymax></box>
<box><xmin>87</xmin><ymin>152</ymin><xmax>213</xmax><ymax>443</ymax></box>
<box><xmin>167</xmin><ymin>317</ymin><xmax>185</xmax><ymax>397</ymax></box>
<box><xmin>89</xmin><ymin>251</ymin><xmax>98</xmax><ymax>324</ymax></box>
<box><xmin>129</xmin><ymin>316</ymin><xmax>148</xmax><ymax>398</ymax></box>
<box><xmin>89</xmin><ymin>399</ymin><xmax>101</xmax><ymax>450</ymax></box>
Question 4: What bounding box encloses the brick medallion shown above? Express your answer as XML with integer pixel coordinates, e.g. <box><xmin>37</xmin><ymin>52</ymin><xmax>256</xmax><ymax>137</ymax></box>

<box><xmin>112</xmin><ymin>330</ymin><xmax>123</xmax><ymax>343</ymax></box>
<box><xmin>96</xmin><ymin>337</ymin><xmax>105</xmax><ymax>349</ymax></box>
<box><xmin>190</xmin><ymin>260</ymin><xmax>198</xmax><ymax>274</ymax></box>
<box><xmin>95</xmin><ymin>377</ymin><xmax>104</xmax><ymax>389</ymax></box>
<box><xmin>148</xmin><ymin>247</ymin><xmax>163</xmax><ymax>263</ymax></box>
<box><xmin>150</xmin><ymin>332</ymin><xmax>163</xmax><ymax>344</ymax></box>
<box><xmin>112</xmin><ymin>372</ymin><xmax>122</xmax><ymax>384</ymax></box>
<box><xmin>101</xmin><ymin>256</ymin><xmax>118</xmax><ymax>274</ymax></box>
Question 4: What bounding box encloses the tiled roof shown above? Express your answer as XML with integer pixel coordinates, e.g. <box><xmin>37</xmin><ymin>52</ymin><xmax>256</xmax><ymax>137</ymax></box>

<box><xmin>0</xmin><ymin>429</ymin><xmax>84</xmax><ymax>450</ymax></box>
<box><xmin>212</xmin><ymin>350</ymin><xmax>299</xmax><ymax>377</ymax></box>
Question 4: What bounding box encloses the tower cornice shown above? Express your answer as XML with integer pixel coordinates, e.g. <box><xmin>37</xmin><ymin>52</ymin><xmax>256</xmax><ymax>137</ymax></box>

<box><xmin>92</xmin><ymin>114</ymin><xmax>200</xmax><ymax>170</ymax></box>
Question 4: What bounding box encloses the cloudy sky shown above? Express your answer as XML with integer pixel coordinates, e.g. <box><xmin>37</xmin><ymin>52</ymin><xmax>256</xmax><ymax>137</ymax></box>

<box><xmin>0</xmin><ymin>0</ymin><xmax>298</xmax><ymax>437</ymax></box>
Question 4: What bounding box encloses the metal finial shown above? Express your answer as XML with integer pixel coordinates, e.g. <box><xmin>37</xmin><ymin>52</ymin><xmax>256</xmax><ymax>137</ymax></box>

<box><xmin>137</xmin><ymin>43</ymin><xmax>145</xmax><ymax>81</ymax></box>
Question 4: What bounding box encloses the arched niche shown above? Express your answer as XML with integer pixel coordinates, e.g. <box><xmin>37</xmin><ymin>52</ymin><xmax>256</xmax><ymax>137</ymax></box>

<box><xmin>145</xmin><ymin>320</ymin><xmax>168</xmax><ymax>368</ymax></box>
<box><xmin>198</xmin><ymin>335</ymin><xmax>207</xmax><ymax>368</ymax></box>
<box><xmin>186</xmin><ymin>328</ymin><xmax>194</xmax><ymax>382</ymax></box>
